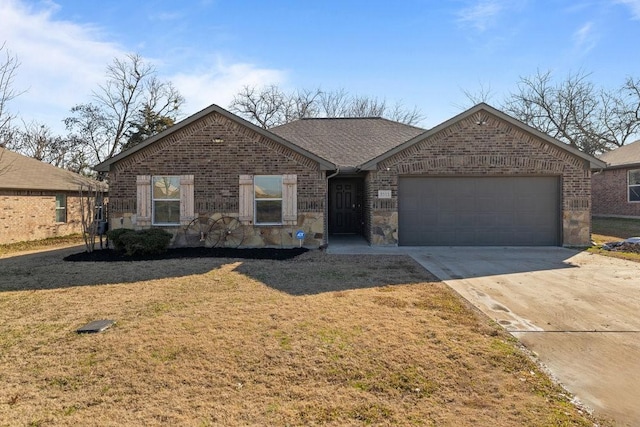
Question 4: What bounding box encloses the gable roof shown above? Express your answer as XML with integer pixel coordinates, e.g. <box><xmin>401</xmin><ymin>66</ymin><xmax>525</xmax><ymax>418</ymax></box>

<box><xmin>0</xmin><ymin>147</ymin><xmax>105</xmax><ymax>192</ymax></box>
<box><xmin>270</xmin><ymin>117</ymin><xmax>425</xmax><ymax>168</ymax></box>
<box><xmin>94</xmin><ymin>104</ymin><xmax>336</xmax><ymax>172</ymax></box>
<box><xmin>359</xmin><ymin>103</ymin><xmax>607</xmax><ymax>170</ymax></box>
<box><xmin>598</xmin><ymin>140</ymin><xmax>640</xmax><ymax>169</ymax></box>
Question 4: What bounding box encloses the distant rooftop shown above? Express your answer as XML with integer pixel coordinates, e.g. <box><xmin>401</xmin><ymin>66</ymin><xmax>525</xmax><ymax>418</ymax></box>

<box><xmin>599</xmin><ymin>140</ymin><xmax>640</xmax><ymax>167</ymax></box>
<box><xmin>0</xmin><ymin>147</ymin><xmax>106</xmax><ymax>192</ymax></box>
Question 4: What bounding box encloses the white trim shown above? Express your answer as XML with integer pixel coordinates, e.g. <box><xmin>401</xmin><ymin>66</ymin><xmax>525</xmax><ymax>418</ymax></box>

<box><xmin>628</xmin><ymin>169</ymin><xmax>640</xmax><ymax>203</ymax></box>
<box><xmin>254</xmin><ymin>175</ymin><xmax>283</xmax><ymax>225</ymax></box>
<box><xmin>152</xmin><ymin>175</ymin><xmax>181</xmax><ymax>226</ymax></box>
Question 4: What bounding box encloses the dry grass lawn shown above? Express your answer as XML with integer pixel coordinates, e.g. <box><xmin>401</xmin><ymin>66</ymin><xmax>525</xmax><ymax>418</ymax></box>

<box><xmin>0</xmin><ymin>247</ymin><xmax>602</xmax><ymax>426</ymax></box>
<box><xmin>590</xmin><ymin>217</ymin><xmax>640</xmax><ymax>262</ymax></box>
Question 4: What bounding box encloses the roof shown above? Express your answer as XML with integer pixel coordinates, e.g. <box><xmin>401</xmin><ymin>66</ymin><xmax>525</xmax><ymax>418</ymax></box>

<box><xmin>359</xmin><ymin>103</ymin><xmax>607</xmax><ymax>170</ymax></box>
<box><xmin>94</xmin><ymin>104</ymin><xmax>336</xmax><ymax>172</ymax></box>
<box><xmin>598</xmin><ymin>140</ymin><xmax>640</xmax><ymax>169</ymax></box>
<box><xmin>270</xmin><ymin>117</ymin><xmax>425</xmax><ymax>168</ymax></box>
<box><xmin>0</xmin><ymin>147</ymin><xmax>105</xmax><ymax>192</ymax></box>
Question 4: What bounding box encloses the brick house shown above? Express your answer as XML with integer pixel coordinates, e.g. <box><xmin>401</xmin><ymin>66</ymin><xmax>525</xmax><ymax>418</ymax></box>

<box><xmin>0</xmin><ymin>147</ymin><xmax>107</xmax><ymax>245</ymax></box>
<box><xmin>95</xmin><ymin>103</ymin><xmax>604</xmax><ymax>248</ymax></box>
<box><xmin>592</xmin><ymin>140</ymin><xmax>640</xmax><ymax>218</ymax></box>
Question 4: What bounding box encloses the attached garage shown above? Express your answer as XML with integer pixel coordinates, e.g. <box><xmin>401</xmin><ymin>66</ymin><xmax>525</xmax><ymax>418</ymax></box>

<box><xmin>398</xmin><ymin>176</ymin><xmax>561</xmax><ymax>246</ymax></box>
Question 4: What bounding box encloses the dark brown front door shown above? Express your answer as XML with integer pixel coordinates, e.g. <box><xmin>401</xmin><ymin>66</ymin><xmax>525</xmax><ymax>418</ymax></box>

<box><xmin>330</xmin><ymin>179</ymin><xmax>362</xmax><ymax>234</ymax></box>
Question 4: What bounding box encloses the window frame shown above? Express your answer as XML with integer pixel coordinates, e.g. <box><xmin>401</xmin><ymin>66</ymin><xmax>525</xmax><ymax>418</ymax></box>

<box><xmin>629</xmin><ymin>169</ymin><xmax>640</xmax><ymax>203</ymax></box>
<box><xmin>151</xmin><ymin>175</ymin><xmax>181</xmax><ymax>226</ymax></box>
<box><xmin>254</xmin><ymin>175</ymin><xmax>283</xmax><ymax>225</ymax></box>
<box><xmin>55</xmin><ymin>194</ymin><xmax>67</xmax><ymax>223</ymax></box>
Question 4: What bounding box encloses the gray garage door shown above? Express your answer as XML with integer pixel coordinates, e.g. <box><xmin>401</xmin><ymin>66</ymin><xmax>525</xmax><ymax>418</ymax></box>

<box><xmin>398</xmin><ymin>176</ymin><xmax>560</xmax><ymax>246</ymax></box>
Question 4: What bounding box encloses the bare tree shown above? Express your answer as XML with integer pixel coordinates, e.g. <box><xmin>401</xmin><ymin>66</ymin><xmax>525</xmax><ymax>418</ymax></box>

<box><xmin>229</xmin><ymin>85</ymin><xmax>319</xmax><ymax>128</ymax></box>
<box><xmin>0</xmin><ymin>42</ymin><xmax>21</xmax><ymax>143</ymax></box>
<box><xmin>6</xmin><ymin>121</ymin><xmax>89</xmax><ymax>173</ymax></box>
<box><xmin>65</xmin><ymin>53</ymin><xmax>184</xmax><ymax>165</ymax></box>
<box><xmin>0</xmin><ymin>42</ymin><xmax>22</xmax><ymax>176</ymax></box>
<box><xmin>458</xmin><ymin>81</ymin><xmax>495</xmax><ymax>108</ymax></box>
<box><xmin>503</xmin><ymin>70</ymin><xmax>640</xmax><ymax>155</ymax></box>
<box><xmin>229</xmin><ymin>85</ymin><xmax>424</xmax><ymax>128</ymax></box>
<box><xmin>78</xmin><ymin>181</ymin><xmax>107</xmax><ymax>253</ymax></box>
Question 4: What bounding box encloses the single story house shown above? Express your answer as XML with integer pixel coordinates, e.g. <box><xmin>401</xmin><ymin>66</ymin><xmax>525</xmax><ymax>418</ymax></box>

<box><xmin>94</xmin><ymin>102</ymin><xmax>605</xmax><ymax>248</ymax></box>
<box><xmin>592</xmin><ymin>140</ymin><xmax>640</xmax><ymax>218</ymax></box>
<box><xmin>0</xmin><ymin>147</ymin><xmax>107</xmax><ymax>245</ymax></box>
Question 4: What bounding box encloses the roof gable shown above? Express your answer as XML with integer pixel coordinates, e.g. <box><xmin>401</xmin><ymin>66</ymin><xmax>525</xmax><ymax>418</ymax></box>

<box><xmin>94</xmin><ymin>104</ymin><xmax>336</xmax><ymax>172</ymax></box>
<box><xmin>0</xmin><ymin>148</ymin><xmax>104</xmax><ymax>192</ymax></box>
<box><xmin>598</xmin><ymin>140</ymin><xmax>640</xmax><ymax>169</ymax></box>
<box><xmin>270</xmin><ymin>117</ymin><xmax>425</xmax><ymax>168</ymax></box>
<box><xmin>359</xmin><ymin>103</ymin><xmax>606</xmax><ymax>170</ymax></box>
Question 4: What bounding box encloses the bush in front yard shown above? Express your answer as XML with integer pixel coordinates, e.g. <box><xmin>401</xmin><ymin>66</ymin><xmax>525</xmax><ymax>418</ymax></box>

<box><xmin>106</xmin><ymin>228</ymin><xmax>135</xmax><ymax>253</ymax></box>
<box><xmin>107</xmin><ymin>228</ymin><xmax>172</xmax><ymax>256</ymax></box>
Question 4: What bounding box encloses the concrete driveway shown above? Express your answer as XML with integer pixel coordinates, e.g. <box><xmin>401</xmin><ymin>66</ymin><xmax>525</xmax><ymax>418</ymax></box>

<box><xmin>408</xmin><ymin>247</ymin><xmax>640</xmax><ymax>426</ymax></box>
<box><xmin>328</xmin><ymin>241</ymin><xmax>640</xmax><ymax>425</ymax></box>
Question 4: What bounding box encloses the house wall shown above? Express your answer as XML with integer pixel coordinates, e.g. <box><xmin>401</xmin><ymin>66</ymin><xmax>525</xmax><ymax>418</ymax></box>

<box><xmin>365</xmin><ymin>111</ymin><xmax>593</xmax><ymax>246</ymax></box>
<box><xmin>0</xmin><ymin>190</ymin><xmax>85</xmax><ymax>244</ymax></box>
<box><xmin>592</xmin><ymin>168</ymin><xmax>640</xmax><ymax>218</ymax></box>
<box><xmin>107</xmin><ymin>111</ymin><xmax>326</xmax><ymax>248</ymax></box>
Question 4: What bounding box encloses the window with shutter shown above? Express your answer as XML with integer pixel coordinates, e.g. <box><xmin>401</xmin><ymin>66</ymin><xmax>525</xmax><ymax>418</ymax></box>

<box><xmin>136</xmin><ymin>175</ymin><xmax>194</xmax><ymax>226</ymax></box>
<box><xmin>238</xmin><ymin>174</ymin><xmax>297</xmax><ymax>226</ymax></box>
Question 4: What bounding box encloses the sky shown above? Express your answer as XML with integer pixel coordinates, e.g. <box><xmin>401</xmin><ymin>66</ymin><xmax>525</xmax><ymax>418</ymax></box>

<box><xmin>1</xmin><ymin>0</ymin><xmax>639</xmax><ymax>134</ymax></box>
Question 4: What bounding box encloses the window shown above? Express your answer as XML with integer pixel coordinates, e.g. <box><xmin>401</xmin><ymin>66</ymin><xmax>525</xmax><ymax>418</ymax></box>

<box><xmin>55</xmin><ymin>194</ymin><xmax>67</xmax><ymax>223</ymax></box>
<box><xmin>239</xmin><ymin>174</ymin><xmax>296</xmax><ymax>225</ymax></box>
<box><xmin>629</xmin><ymin>169</ymin><xmax>640</xmax><ymax>202</ymax></box>
<box><xmin>152</xmin><ymin>176</ymin><xmax>181</xmax><ymax>225</ymax></box>
<box><xmin>254</xmin><ymin>175</ymin><xmax>283</xmax><ymax>224</ymax></box>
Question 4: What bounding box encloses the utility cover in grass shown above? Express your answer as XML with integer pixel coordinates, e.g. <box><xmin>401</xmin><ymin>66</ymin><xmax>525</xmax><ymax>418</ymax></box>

<box><xmin>76</xmin><ymin>319</ymin><xmax>115</xmax><ymax>333</ymax></box>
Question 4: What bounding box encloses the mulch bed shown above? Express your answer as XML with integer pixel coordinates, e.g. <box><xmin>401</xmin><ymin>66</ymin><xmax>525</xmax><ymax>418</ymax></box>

<box><xmin>64</xmin><ymin>247</ymin><xmax>309</xmax><ymax>262</ymax></box>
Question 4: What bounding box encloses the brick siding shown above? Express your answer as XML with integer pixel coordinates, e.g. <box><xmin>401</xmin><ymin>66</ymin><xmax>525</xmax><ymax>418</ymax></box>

<box><xmin>365</xmin><ymin>111</ymin><xmax>593</xmax><ymax>246</ymax></box>
<box><xmin>0</xmin><ymin>190</ymin><xmax>85</xmax><ymax>244</ymax></box>
<box><xmin>107</xmin><ymin>111</ymin><xmax>326</xmax><ymax>247</ymax></box>
<box><xmin>592</xmin><ymin>168</ymin><xmax>640</xmax><ymax>218</ymax></box>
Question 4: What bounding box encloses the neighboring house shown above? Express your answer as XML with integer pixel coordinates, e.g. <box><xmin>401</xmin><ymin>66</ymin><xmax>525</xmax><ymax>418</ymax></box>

<box><xmin>592</xmin><ymin>140</ymin><xmax>640</xmax><ymax>218</ymax></box>
<box><xmin>95</xmin><ymin>102</ymin><xmax>605</xmax><ymax>248</ymax></box>
<box><xmin>0</xmin><ymin>147</ymin><xmax>106</xmax><ymax>245</ymax></box>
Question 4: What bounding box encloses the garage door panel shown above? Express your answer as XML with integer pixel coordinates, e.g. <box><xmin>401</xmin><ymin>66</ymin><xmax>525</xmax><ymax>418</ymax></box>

<box><xmin>398</xmin><ymin>177</ymin><xmax>560</xmax><ymax>246</ymax></box>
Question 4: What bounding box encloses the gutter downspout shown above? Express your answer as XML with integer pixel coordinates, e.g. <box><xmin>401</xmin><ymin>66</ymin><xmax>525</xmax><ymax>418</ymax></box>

<box><xmin>324</xmin><ymin>166</ymin><xmax>340</xmax><ymax>247</ymax></box>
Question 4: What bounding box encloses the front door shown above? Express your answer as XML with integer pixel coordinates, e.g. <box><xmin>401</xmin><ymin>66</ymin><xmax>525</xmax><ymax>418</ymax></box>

<box><xmin>330</xmin><ymin>179</ymin><xmax>362</xmax><ymax>234</ymax></box>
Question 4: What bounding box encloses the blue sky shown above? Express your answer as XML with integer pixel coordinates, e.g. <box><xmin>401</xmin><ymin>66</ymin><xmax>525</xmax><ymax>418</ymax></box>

<box><xmin>1</xmin><ymin>0</ymin><xmax>639</xmax><ymax>133</ymax></box>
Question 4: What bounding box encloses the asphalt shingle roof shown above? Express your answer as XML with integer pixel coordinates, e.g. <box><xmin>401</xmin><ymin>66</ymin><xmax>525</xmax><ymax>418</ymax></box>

<box><xmin>0</xmin><ymin>147</ymin><xmax>105</xmax><ymax>192</ymax></box>
<box><xmin>598</xmin><ymin>140</ymin><xmax>640</xmax><ymax>167</ymax></box>
<box><xmin>270</xmin><ymin>117</ymin><xmax>426</xmax><ymax>168</ymax></box>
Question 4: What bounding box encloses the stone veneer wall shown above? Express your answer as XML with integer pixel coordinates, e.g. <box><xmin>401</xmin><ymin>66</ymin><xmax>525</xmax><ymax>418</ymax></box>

<box><xmin>107</xmin><ymin>111</ymin><xmax>326</xmax><ymax>248</ymax></box>
<box><xmin>592</xmin><ymin>168</ymin><xmax>640</xmax><ymax>218</ymax></box>
<box><xmin>365</xmin><ymin>111</ymin><xmax>593</xmax><ymax>246</ymax></box>
<box><xmin>0</xmin><ymin>190</ymin><xmax>85</xmax><ymax>244</ymax></box>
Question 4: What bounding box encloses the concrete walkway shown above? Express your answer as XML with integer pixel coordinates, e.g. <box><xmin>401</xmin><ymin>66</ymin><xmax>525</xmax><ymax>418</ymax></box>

<box><xmin>328</xmin><ymin>242</ymin><xmax>640</xmax><ymax>426</ymax></box>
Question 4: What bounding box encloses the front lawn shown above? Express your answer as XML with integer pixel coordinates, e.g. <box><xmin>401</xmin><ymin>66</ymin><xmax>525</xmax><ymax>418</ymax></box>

<box><xmin>0</xmin><ymin>249</ymin><xmax>604</xmax><ymax>426</ymax></box>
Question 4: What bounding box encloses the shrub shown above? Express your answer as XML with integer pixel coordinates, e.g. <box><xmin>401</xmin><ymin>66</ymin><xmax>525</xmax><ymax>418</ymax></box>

<box><xmin>107</xmin><ymin>228</ymin><xmax>172</xmax><ymax>257</ymax></box>
<box><xmin>106</xmin><ymin>228</ymin><xmax>135</xmax><ymax>252</ymax></box>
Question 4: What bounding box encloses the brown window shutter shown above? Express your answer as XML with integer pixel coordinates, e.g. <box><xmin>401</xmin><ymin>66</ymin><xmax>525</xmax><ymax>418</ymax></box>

<box><xmin>136</xmin><ymin>175</ymin><xmax>151</xmax><ymax>226</ymax></box>
<box><xmin>179</xmin><ymin>175</ymin><xmax>195</xmax><ymax>225</ymax></box>
<box><xmin>238</xmin><ymin>175</ymin><xmax>254</xmax><ymax>224</ymax></box>
<box><xmin>282</xmin><ymin>174</ymin><xmax>297</xmax><ymax>225</ymax></box>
